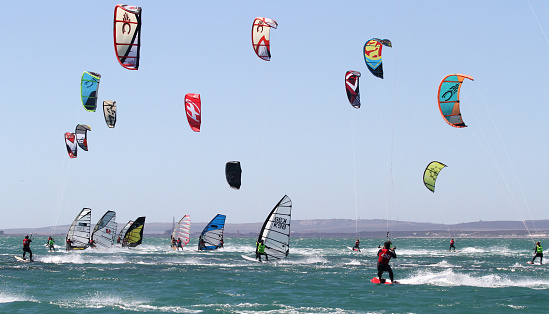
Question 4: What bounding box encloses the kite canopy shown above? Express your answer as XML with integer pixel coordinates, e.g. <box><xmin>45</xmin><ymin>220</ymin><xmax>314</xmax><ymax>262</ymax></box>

<box><xmin>81</xmin><ymin>71</ymin><xmax>101</xmax><ymax>112</ymax></box>
<box><xmin>345</xmin><ymin>71</ymin><xmax>361</xmax><ymax>109</ymax></box>
<box><xmin>438</xmin><ymin>74</ymin><xmax>474</xmax><ymax>128</ymax></box>
<box><xmin>64</xmin><ymin>132</ymin><xmax>77</xmax><ymax>158</ymax></box>
<box><xmin>363</xmin><ymin>38</ymin><xmax>391</xmax><ymax>79</ymax></box>
<box><xmin>225</xmin><ymin>161</ymin><xmax>242</xmax><ymax>190</ymax></box>
<box><xmin>103</xmin><ymin>100</ymin><xmax>117</xmax><ymax>128</ymax></box>
<box><xmin>252</xmin><ymin>17</ymin><xmax>278</xmax><ymax>61</ymax></box>
<box><xmin>185</xmin><ymin>93</ymin><xmax>201</xmax><ymax>132</ymax></box>
<box><xmin>75</xmin><ymin>124</ymin><xmax>91</xmax><ymax>151</ymax></box>
<box><xmin>423</xmin><ymin>161</ymin><xmax>447</xmax><ymax>193</ymax></box>
<box><xmin>113</xmin><ymin>4</ymin><xmax>142</xmax><ymax>70</ymax></box>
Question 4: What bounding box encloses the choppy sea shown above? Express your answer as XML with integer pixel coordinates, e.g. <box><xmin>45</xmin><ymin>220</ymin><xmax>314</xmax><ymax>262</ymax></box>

<box><xmin>0</xmin><ymin>236</ymin><xmax>547</xmax><ymax>313</ymax></box>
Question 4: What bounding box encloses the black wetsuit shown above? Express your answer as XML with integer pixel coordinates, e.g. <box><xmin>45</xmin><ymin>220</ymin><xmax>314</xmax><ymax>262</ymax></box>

<box><xmin>22</xmin><ymin>238</ymin><xmax>32</xmax><ymax>261</ymax></box>
<box><xmin>377</xmin><ymin>248</ymin><xmax>397</xmax><ymax>282</ymax></box>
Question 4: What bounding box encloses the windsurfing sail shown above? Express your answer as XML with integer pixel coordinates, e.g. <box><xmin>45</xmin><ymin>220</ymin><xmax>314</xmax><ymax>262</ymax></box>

<box><xmin>81</xmin><ymin>71</ymin><xmax>101</xmax><ymax>112</ymax></box>
<box><xmin>345</xmin><ymin>71</ymin><xmax>361</xmax><ymax>108</ymax></box>
<box><xmin>198</xmin><ymin>214</ymin><xmax>226</xmax><ymax>251</ymax></box>
<box><xmin>103</xmin><ymin>100</ymin><xmax>117</xmax><ymax>128</ymax></box>
<box><xmin>252</xmin><ymin>17</ymin><xmax>277</xmax><ymax>61</ymax></box>
<box><xmin>64</xmin><ymin>132</ymin><xmax>77</xmax><ymax>158</ymax></box>
<box><xmin>185</xmin><ymin>93</ymin><xmax>201</xmax><ymax>132</ymax></box>
<box><xmin>117</xmin><ymin>220</ymin><xmax>133</xmax><ymax>244</ymax></box>
<box><xmin>423</xmin><ymin>161</ymin><xmax>447</xmax><ymax>193</ymax></box>
<box><xmin>113</xmin><ymin>4</ymin><xmax>142</xmax><ymax>70</ymax></box>
<box><xmin>438</xmin><ymin>74</ymin><xmax>474</xmax><ymax>128</ymax></box>
<box><xmin>256</xmin><ymin>195</ymin><xmax>292</xmax><ymax>260</ymax></box>
<box><xmin>75</xmin><ymin>124</ymin><xmax>91</xmax><ymax>151</ymax></box>
<box><xmin>363</xmin><ymin>38</ymin><xmax>392</xmax><ymax>79</ymax></box>
<box><xmin>225</xmin><ymin>161</ymin><xmax>242</xmax><ymax>190</ymax></box>
<box><xmin>66</xmin><ymin>208</ymin><xmax>91</xmax><ymax>250</ymax></box>
<box><xmin>171</xmin><ymin>215</ymin><xmax>191</xmax><ymax>249</ymax></box>
<box><xmin>91</xmin><ymin>210</ymin><xmax>117</xmax><ymax>249</ymax></box>
<box><xmin>123</xmin><ymin>216</ymin><xmax>145</xmax><ymax>247</ymax></box>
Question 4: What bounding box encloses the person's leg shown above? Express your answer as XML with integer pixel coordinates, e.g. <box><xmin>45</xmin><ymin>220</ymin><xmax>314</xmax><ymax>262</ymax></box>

<box><xmin>388</xmin><ymin>266</ymin><xmax>394</xmax><ymax>282</ymax></box>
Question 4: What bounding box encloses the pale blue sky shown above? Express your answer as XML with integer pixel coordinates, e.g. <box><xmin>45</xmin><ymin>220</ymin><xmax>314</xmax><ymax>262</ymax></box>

<box><xmin>1</xmin><ymin>1</ymin><xmax>548</xmax><ymax>229</ymax></box>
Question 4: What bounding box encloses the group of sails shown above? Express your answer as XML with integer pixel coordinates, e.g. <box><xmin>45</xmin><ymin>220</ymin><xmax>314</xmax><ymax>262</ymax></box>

<box><xmin>65</xmin><ymin>208</ymin><xmax>145</xmax><ymax>250</ymax></box>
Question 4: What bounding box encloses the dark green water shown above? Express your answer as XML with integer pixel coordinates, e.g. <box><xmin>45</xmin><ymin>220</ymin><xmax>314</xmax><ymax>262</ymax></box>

<box><xmin>0</xmin><ymin>236</ymin><xmax>547</xmax><ymax>313</ymax></box>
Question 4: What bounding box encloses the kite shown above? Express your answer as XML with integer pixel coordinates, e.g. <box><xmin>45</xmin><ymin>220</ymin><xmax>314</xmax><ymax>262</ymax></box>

<box><xmin>81</xmin><ymin>71</ymin><xmax>101</xmax><ymax>112</ymax></box>
<box><xmin>75</xmin><ymin>124</ymin><xmax>91</xmax><ymax>151</ymax></box>
<box><xmin>225</xmin><ymin>161</ymin><xmax>242</xmax><ymax>190</ymax></box>
<box><xmin>185</xmin><ymin>93</ymin><xmax>201</xmax><ymax>132</ymax></box>
<box><xmin>438</xmin><ymin>74</ymin><xmax>474</xmax><ymax>128</ymax></box>
<box><xmin>252</xmin><ymin>17</ymin><xmax>278</xmax><ymax>61</ymax></box>
<box><xmin>64</xmin><ymin>133</ymin><xmax>77</xmax><ymax>158</ymax></box>
<box><xmin>363</xmin><ymin>38</ymin><xmax>392</xmax><ymax>79</ymax></box>
<box><xmin>114</xmin><ymin>5</ymin><xmax>142</xmax><ymax>70</ymax></box>
<box><xmin>103</xmin><ymin>100</ymin><xmax>117</xmax><ymax>128</ymax></box>
<box><xmin>345</xmin><ymin>71</ymin><xmax>361</xmax><ymax>108</ymax></box>
<box><xmin>423</xmin><ymin>161</ymin><xmax>447</xmax><ymax>193</ymax></box>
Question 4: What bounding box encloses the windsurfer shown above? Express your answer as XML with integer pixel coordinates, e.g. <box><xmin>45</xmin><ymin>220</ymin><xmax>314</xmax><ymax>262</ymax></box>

<box><xmin>256</xmin><ymin>239</ymin><xmax>268</xmax><ymax>262</ymax></box>
<box><xmin>449</xmin><ymin>238</ymin><xmax>456</xmax><ymax>252</ymax></box>
<box><xmin>171</xmin><ymin>236</ymin><xmax>176</xmax><ymax>248</ymax></box>
<box><xmin>47</xmin><ymin>237</ymin><xmax>55</xmax><ymax>252</ymax></box>
<box><xmin>22</xmin><ymin>235</ymin><xmax>33</xmax><ymax>261</ymax></box>
<box><xmin>532</xmin><ymin>241</ymin><xmax>543</xmax><ymax>264</ymax></box>
<box><xmin>377</xmin><ymin>241</ymin><xmax>396</xmax><ymax>283</ymax></box>
<box><xmin>353</xmin><ymin>239</ymin><xmax>361</xmax><ymax>252</ymax></box>
<box><xmin>88</xmin><ymin>238</ymin><xmax>96</xmax><ymax>248</ymax></box>
<box><xmin>176</xmin><ymin>238</ymin><xmax>183</xmax><ymax>250</ymax></box>
<box><xmin>66</xmin><ymin>238</ymin><xmax>72</xmax><ymax>251</ymax></box>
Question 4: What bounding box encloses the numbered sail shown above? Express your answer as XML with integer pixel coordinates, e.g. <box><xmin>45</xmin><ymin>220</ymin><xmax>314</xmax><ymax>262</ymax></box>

<box><xmin>345</xmin><ymin>71</ymin><xmax>361</xmax><ymax>108</ymax></box>
<box><xmin>252</xmin><ymin>17</ymin><xmax>278</xmax><ymax>61</ymax></box>
<box><xmin>123</xmin><ymin>216</ymin><xmax>145</xmax><ymax>247</ymax></box>
<box><xmin>103</xmin><ymin>100</ymin><xmax>117</xmax><ymax>128</ymax></box>
<box><xmin>363</xmin><ymin>38</ymin><xmax>392</xmax><ymax>79</ymax></box>
<box><xmin>81</xmin><ymin>71</ymin><xmax>101</xmax><ymax>112</ymax></box>
<box><xmin>171</xmin><ymin>215</ymin><xmax>191</xmax><ymax>249</ymax></box>
<box><xmin>198</xmin><ymin>214</ymin><xmax>226</xmax><ymax>251</ymax></box>
<box><xmin>438</xmin><ymin>74</ymin><xmax>474</xmax><ymax>128</ymax></box>
<box><xmin>423</xmin><ymin>161</ymin><xmax>447</xmax><ymax>193</ymax></box>
<box><xmin>118</xmin><ymin>220</ymin><xmax>133</xmax><ymax>244</ymax></box>
<box><xmin>225</xmin><ymin>161</ymin><xmax>242</xmax><ymax>190</ymax></box>
<box><xmin>185</xmin><ymin>93</ymin><xmax>201</xmax><ymax>132</ymax></box>
<box><xmin>75</xmin><ymin>124</ymin><xmax>91</xmax><ymax>151</ymax></box>
<box><xmin>114</xmin><ymin>5</ymin><xmax>141</xmax><ymax>70</ymax></box>
<box><xmin>91</xmin><ymin>210</ymin><xmax>117</xmax><ymax>249</ymax></box>
<box><xmin>64</xmin><ymin>132</ymin><xmax>77</xmax><ymax>159</ymax></box>
<box><xmin>66</xmin><ymin>208</ymin><xmax>91</xmax><ymax>250</ymax></box>
<box><xmin>257</xmin><ymin>195</ymin><xmax>292</xmax><ymax>260</ymax></box>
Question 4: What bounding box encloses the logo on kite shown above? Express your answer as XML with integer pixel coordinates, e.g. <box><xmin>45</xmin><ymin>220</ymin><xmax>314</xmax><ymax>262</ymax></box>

<box><xmin>345</xmin><ymin>71</ymin><xmax>361</xmax><ymax>109</ymax></box>
<box><xmin>114</xmin><ymin>5</ymin><xmax>142</xmax><ymax>70</ymax></box>
<box><xmin>185</xmin><ymin>93</ymin><xmax>201</xmax><ymax>132</ymax></box>
<box><xmin>81</xmin><ymin>71</ymin><xmax>101</xmax><ymax>112</ymax></box>
<box><xmin>437</xmin><ymin>74</ymin><xmax>474</xmax><ymax>128</ymax></box>
<box><xmin>64</xmin><ymin>132</ymin><xmax>77</xmax><ymax>159</ymax></box>
<box><xmin>363</xmin><ymin>38</ymin><xmax>391</xmax><ymax>79</ymax></box>
<box><xmin>103</xmin><ymin>100</ymin><xmax>117</xmax><ymax>128</ymax></box>
<box><xmin>75</xmin><ymin>124</ymin><xmax>91</xmax><ymax>151</ymax></box>
<box><xmin>423</xmin><ymin>161</ymin><xmax>447</xmax><ymax>193</ymax></box>
<box><xmin>225</xmin><ymin>161</ymin><xmax>242</xmax><ymax>190</ymax></box>
<box><xmin>252</xmin><ymin>17</ymin><xmax>278</xmax><ymax>61</ymax></box>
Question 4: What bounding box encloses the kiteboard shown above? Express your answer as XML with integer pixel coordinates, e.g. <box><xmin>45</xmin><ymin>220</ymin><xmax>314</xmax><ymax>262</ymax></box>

<box><xmin>371</xmin><ymin>277</ymin><xmax>399</xmax><ymax>284</ymax></box>
<box><xmin>527</xmin><ymin>261</ymin><xmax>543</xmax><ymax>265</ymax></box>
<box><xmin>241</xmin><ymin>255</ymin><xmax>263</xmax><ymax>263</ymax></box>
<box><xmin>14</xmin><ymin>256</ymin><xmax>32</xmax><ymax>263</ymax></box>
<box><xmin>347</xmin><ymin>246</ymin><xmax>361</xmax><ymax>252</ymax></box>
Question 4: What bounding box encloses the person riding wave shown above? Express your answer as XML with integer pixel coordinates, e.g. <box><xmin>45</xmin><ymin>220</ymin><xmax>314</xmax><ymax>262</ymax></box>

<box><xmin>352</xmin><ymin>239</ymin><xmax>361</xmax><ymax>252</ymax></box>
<box><xmin>377</xmin><ymin>241</ymin><xmax>396</xmax><ymax>283</ymax></box>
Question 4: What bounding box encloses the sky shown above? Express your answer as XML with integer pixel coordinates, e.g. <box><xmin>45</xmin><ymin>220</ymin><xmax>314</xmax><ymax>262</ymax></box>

<box><xmin>1</xmin><ymin>1</ymin><xmax>548</xmax><ymax>230</ymax></box>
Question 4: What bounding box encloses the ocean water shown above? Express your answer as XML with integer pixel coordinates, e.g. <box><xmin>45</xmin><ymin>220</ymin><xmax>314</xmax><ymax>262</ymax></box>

<box><xmin>0</xmin><ymin>236</ymin><xmax>547</xmax><ymax>313</ymax></box>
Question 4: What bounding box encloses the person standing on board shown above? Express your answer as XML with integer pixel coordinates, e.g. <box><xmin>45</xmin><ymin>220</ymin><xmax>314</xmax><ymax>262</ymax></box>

<box><xmin>22</xmin><ymin>235</ymin><xmax>33</xmax><ymax>261</ymax></box>
<box><xmin>353</xmin><ymin>239</ymin><xmax>361</xmax><ymax>252</ymax></box>
<box><xmin>66</xmin><ymin>238</ymin><xmax>73</xmax><ymax>251</ymax></box>
<box><xmin>449</xmin><ymin>238</ymin><xmax>456</xmax><ymax>252</ymax></box>
<box><xmin>256</xmin><ymin>239</ymin><xmax>268</xmax><ymax>262</ymax></box>
<box><xmin>176</xmin><ymin>238</ymin><xmax>183</xmax><ymax>251</ymax></box>
<box><xmin>532</xmin><ymin>241</ymin><xmax>543</xmax><ymax>264</ymax></box>
<box><xmin>377</xmin><ymin>241</ymin><xmax>396</xmax><ymax>283</ymax></box>
<box><xmin>47</xmin><ymin>237</ymin><xmax>55</xmax><ymax>252</ymax></box>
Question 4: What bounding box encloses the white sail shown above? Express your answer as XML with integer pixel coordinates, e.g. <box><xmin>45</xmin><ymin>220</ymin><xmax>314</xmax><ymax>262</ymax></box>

<box><xmin>66</xmin><ymin>208</ymin><xmax>91</xmax><ymax>250</ymax></box>
<box><xmin>258</xmin><ymin>195</ymin><xmax>292</xmax><ymax>260</ymax></box>
<box><xmin>91</xmin><ymin>210</ymin><xmax>117</xmax><ymax>249</ymax></box>
<box><xmin>198</xmin><ymin>214</ymin><xmax>226</xmax><ymax>251</ymax></box>
<box><xmin>171</xmin><ymin>215</ymin><xmax>191</xmax><ymax>248</ymax></box>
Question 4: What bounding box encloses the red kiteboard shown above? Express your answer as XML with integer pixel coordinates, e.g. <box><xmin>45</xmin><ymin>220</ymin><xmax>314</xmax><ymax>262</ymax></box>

<box><xmin>371</xmin><ymin>277</ymin><xmax>398</xmax><ymax>284</ymax></box>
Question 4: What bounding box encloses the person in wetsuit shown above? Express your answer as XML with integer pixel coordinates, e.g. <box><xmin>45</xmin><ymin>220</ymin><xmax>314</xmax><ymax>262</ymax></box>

<box><xmin>22</xmin><ymin>235</ymin><xmax>33</xmax><ymax>261</ymax></box>
<box><xmin>47</xmin><ymin>237</ymin><xmax>55</xmax><ymax>252</ymax></box>
<box><xmin>352</xmin><ymin>239</ymin><xmax>361</xmax><ymax>252</ymax></box>
<box><xmin>176</xmin><ymin>238</ymin><xmax>183</xmax><ymax>251</ymax></box>
<box><xmin>532</xmin><ymin>241</ymin><xmax>543</xmax><ymax>264</ymax></box>
<box><xmin>449</xmin><ymin>238</ymin><xmax>456</xmax><ymax>252</ymax></box>
<box><xmin>256</xmin><ymin>239</ymin><xmax>268</xmax><ymax>262</ymax></box>
<box><xmin>377</xmin><ymin>241</ymin><xmax>396</xmax><ymax>283</ymax></box>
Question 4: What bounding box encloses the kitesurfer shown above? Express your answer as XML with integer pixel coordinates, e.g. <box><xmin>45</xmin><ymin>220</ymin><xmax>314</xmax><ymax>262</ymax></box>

<box><xmin>256</xmin><ymin>239</ymin><xmax>268</xmax><ymax>262</ymax></box>
<box><xmin>449</xmin><ymin>238</ymin><xmax>456</xmax><ymax>252</ymax></box>
<box><xmin>47</xmin><ymin>237</ymin><xmax>55</xmax><ymax>252</ymax></box>
<box><xmin>377</xmin><ymin>241</ymin><xmax>396</xmax><ymax>283</ymax></box>
<box><xmin>176</xmin><ymin>238</ymin><xmax>183</xmax><ymax>251</ymax></box>
<box><xmin>353</xmin><ymin>239</ymin><xmax>361</xmax><ymax>252</ymax></box>
<box><xmin>22</xmin><ymin>235</ymin><xmax>33</xmax><ymax>261</ymax></box>
<box><xmin>532</xmin><ymin>241</ymin><xmax>543</xmax><ymax>264</ymax></box>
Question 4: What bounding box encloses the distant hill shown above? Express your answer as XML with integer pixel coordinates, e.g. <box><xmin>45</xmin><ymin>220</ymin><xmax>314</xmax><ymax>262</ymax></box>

<box><xmin>2</xmin><ymin>219</ymin><xmax>548</xmax><ymax>238</ymax></box>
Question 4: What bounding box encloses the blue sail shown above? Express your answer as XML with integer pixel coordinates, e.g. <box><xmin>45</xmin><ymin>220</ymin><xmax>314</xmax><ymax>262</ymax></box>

<box><xmin>198</xmin><ymin>214</ymin><xmax>226</xmax><ymax>251</ymax></box>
